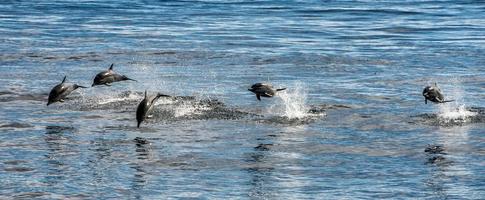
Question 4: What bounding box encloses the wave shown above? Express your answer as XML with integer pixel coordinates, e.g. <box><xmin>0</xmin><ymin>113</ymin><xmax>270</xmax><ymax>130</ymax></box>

<box><xmin>33</xmin><ymin>90</ymin><xmax>338</xmax><ymax>125</ymax></box>
<box><xmin>412</xmin><ymin>107</ymin><xmax>484</xmax><ymax>126</ymax></box>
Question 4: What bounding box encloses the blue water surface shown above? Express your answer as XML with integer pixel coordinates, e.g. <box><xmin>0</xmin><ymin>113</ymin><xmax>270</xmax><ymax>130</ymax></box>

<box><xmin>0</xmin><ymin>0</ymin><xmax>484</xmax><ymax>199</ymax></box>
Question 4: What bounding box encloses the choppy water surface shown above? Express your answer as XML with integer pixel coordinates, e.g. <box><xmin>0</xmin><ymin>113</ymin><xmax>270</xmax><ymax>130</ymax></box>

<box><xmin>1</xmin><ymin>1</ymin><xmax>484</xmax><ymax>199</ymax></box>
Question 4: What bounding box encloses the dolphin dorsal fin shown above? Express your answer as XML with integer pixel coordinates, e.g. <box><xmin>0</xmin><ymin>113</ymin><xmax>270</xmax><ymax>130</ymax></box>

<box><xmin>144</xmin><ymin>90</ymin><xmax>147</xmax><ymax>98</ymax></box>
<box><xmin>108</xmin><ymin>63</ymin><xmax>114</xmax><ymax>71</ymax></box>
<box><xmin>61</xmin><ymin>76</ymin><xmax>67</xmax><ymax>83</ymax></box>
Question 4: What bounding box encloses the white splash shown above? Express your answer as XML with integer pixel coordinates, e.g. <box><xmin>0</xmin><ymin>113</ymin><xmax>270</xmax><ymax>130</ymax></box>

<box><xmin>269</xmin><ymin>81</ymin><xmax>309</xmax><ymax>119</ymax></box>
<box><xmin>97</xmin><ymin>92</ymin><xmax>141</xmax><ymax>105</ymax></box>
<box><xmin>173</xmin><ymin>102</ymin><xmax>198</xmax><ymax>117</ymax></box>
<box><xmin>436</xmin><ymin>78</ymin><xmax>477</xmax><ymax>123</ymax></box>
<box><xmin>438</xmin><ymin>104</ymin><xmax>476</xmax><ymax>123</ymax></box>
<box><xmin>171</xmin><ymin>99</ymin><xmax>210</xmax><ymax>118</ymax></box>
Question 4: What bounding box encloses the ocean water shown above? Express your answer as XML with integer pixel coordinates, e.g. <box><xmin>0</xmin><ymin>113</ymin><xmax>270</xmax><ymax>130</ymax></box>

<box><xmin>1</xmin><ymin>0</ymin><xmax>484</xmax><ymax>199</ymax></box>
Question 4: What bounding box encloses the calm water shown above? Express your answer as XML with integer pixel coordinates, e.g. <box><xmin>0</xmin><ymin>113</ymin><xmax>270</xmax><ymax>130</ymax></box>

<box><xmin>1</xmin><ymin>0</ymin><xmax>484</xmax><ymax>199</ymax></box>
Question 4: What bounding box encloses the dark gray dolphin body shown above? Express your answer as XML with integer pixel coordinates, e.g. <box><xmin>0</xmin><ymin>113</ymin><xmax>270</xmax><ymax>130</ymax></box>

<box><xmin>92</xmin><ymin>63</ymin><xmax>137</xmax><ymax>87</ymax></box>
<box><xmin>136</xmin><ymin>90</ymin><xmax>170</xmax><ymax>128</ymax></box>
<box><xmin>422</xmin><ymin>83</ymin><xmax>454</xmax><ymax>104</ymax></box>
<box><xmin>47</xmin><ymin>76</ymin><xmax>87</xmax><ymax>106</ymax></box>
<box><xmin>425</xmin><ymin>144</ymin><xmax>445</xmax><ymax>154</ymax></box>
<box><xmin>248</xmin><ymin>83</ymin><xmax>286</xmax><ymax>101</ymax></box>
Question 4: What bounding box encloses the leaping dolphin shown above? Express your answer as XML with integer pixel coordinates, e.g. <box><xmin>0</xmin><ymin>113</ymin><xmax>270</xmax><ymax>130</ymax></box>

<box><xmin>136</xmin><ymin>90</ymin><xmax>170</xmax><ymax>128</ymax></box>
<box><xmin>248</xmin><ymin>83</ymin><xmax>286</xmax><ymax>101</ymax></box>
<box><xmin>47</xmin><ymin>76</ymin><xmax>87</xmax><ymax>106</ymax></box>
<box><xmin>422</xmin><ymin>83</ymin><xmax>454</xmax><ymax>104</ymax></box>
<box><xmin>92</xmin><ymin>63</ymin><xmax>137</xmax><ymax>87</ymax></box>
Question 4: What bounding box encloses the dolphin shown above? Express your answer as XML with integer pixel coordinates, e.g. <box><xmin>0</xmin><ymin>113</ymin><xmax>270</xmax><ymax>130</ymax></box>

<box><xmin>47</xmin><ymin>76</ymin><xmax>87</xmax><ymax>106</ymax></box>
<box><xmin>425</xmin><ymin>144</ymin><xmax>446</xmax><ymax>154</ymax></box>
<box><xmin>422</xmin><ymin>83</ymin><xmax>454</xmax><ymax>104</ymax></box>
<box><xmin>136</xmin><ymin>90</ymin><xmax>170</xmax><ymax>128</ymax></box>
<box><xmin>92</xmin><ymin>63</ymin><xmax>137</xmax><ymax>87</ymax></box>
<box><xmin>248</xmin><ymin>83</ymin><xmax>286</xmax><ymax>101</ymax></box>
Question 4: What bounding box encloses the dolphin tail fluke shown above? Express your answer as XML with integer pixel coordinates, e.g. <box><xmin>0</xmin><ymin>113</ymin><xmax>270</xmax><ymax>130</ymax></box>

<box><xmin>276</xmin><ymin>88</ymin><xmax>286</xmax><ymax>91</ymax></box>
<box><xmin>137</xmin><ymin>121</ymin><xmax>141</xmax><ymax>128</ymax></box>
<box><xmin>156</xmin><ymin>93</ymin><xmax>171</xmax><ymax>98</ymax></box>
<box><xmin>152</xmin><ymin>93</ymin><xmax>170</xmax><ymax>104</ymax></box>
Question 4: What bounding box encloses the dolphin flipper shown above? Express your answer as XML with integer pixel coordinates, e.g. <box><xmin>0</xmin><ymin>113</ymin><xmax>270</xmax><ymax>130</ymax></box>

<box><xmin>256</xmin><ymin>94</ymin><xmax>261</xmax><ymax>101</ymax></box>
